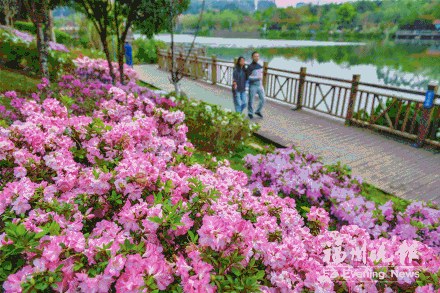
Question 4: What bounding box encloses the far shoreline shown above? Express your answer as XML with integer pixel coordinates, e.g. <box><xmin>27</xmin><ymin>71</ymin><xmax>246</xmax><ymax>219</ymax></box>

<box><xmin>133</xmin><ymin>33</ymin><xmax>368</xmax><ymax>48</ymax></box>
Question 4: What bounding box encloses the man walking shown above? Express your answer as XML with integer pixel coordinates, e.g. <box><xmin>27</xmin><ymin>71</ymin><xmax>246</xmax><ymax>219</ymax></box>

<box><xmin>124</xmin><ymin>41</ymin><xmax>133</xmax><ymax>68</ymax></box>
<box><xmin>246</xmin><ymin>51</ymin><xmax>265</xmax><ymax>119</ymax></box>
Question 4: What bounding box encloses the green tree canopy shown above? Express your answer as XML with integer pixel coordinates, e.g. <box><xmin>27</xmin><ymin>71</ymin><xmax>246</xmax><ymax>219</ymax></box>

<box><xmin>336</xmin><ymin>2</ymin><xmax>356</xmax><ymax>28</ymax></box>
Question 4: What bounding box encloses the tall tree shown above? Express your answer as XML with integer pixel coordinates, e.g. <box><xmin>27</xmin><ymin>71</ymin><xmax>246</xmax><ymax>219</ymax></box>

<box><xmin>66</xmin><ymin>0</ymin><xmax>117</xmax><ymax>84</ymax></box>
<box><xmin>164</xmin><ymin>0</ymin><xmax>205</xmax><ymax>97</ymax></box>
<box><xmin>336</xmin><ymin>2</ymin><xmax>356</xmax><ymax>29</ymax></box>
<box><xmin>23</xmin><ymin>0</ymin><xmax>51</xmax><ymax>79</ymax></box>
<box><xmin>0</xmin><ymin>0</ymin><xmax>20</xmax><ymax>26</ymax></box>
<box><xmin>22</xmin><ymin>0</ymin><xmax>67</xmax><ymax>80</ymax></box>
<box><xmin>67</xmin><ymin>0</ymin><xmax>190</xmax><ymax>85</ymax></box>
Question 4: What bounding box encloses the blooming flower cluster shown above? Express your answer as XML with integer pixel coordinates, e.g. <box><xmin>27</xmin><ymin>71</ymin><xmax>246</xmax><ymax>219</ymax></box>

<box><xmin>0</xmin><ymin>25</ymin><xmax>70</xmax><ymax>52</ymax></box>
<box><xmin>73</xmin><ymin>56</ymin><xmax>138</xmax><ymax>85</ymax></box>
<box><xmin>0</xmin><ymin>57</ymin><xmax>439</xmax><ymax>292</ymax></box>
<box><xmin>244</xmin><ymin>147</ymin><xmax>440</xmax><ymax>253</ymax></box>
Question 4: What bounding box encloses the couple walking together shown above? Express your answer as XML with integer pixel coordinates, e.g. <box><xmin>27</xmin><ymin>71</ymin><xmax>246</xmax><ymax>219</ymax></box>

<box><xmin>232</xmin><ymin>51</ymin><xmax>265</xmax><ymax>120</ymax></box>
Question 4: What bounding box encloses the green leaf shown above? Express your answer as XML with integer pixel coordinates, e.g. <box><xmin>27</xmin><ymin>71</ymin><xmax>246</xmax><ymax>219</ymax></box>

<box><xmin>147</xmin><ymin>216</ymin><xmax>162</xmax><ymax>224</ymax></box>
<box><xmin>255</xmin><ymin>270</ymin><xmax>265</xmax><ymax>279</ymax></box>
<box><xmin>55</xmin><ymin>264</ymin><xmax>65</xmax><ymax>272</ymax></box>
<box><xmin>17</xmin><ymin>225</ymin><xmax>26</xmax><ymax>235</ymax></box>
<box><xmin>3</xmin><ymin>261</ymin><xmax>12</xmax><ymax>270</ymax></box>
<box><xmin>231</xmin><ymin>267</ymin><xmax>241</xmax><ymax>276</ymax></box>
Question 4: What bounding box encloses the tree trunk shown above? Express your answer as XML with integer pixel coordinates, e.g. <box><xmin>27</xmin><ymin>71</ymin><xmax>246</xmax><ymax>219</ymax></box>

<box><xmin>117</xmin><ymin>41</ymin><xmax>125</xmax><ymax>85</ymax></box>
<box><xmin>49</xmin><ymin>10</ymin><xmax>56</xmax><ymax>42</ymax></box>
<box><xmin>38</xmin><ymin>22</ymin><xmax>49</xmax><ymax>80</ymax></box>
<box><xmin>88</xmin><ymin>26</ymin><xmax>96</xmax><ymax>49</ymax></box>
<box><xmin>100</xmin><ymin>34</ymin><xmax>116</xmax><ymax>85</ymax></box>
<box><xmin>36</xmin><ymin>23</ymin><xmax>42</xmax><ymax>76</ymax></box>
<box><xmin>173</xmin><ymin>82</ymin><xmax>181</xmax><ymax>97</ymax></box>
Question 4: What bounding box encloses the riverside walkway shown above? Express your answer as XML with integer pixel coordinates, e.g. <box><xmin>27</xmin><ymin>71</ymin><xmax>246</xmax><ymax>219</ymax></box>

<box><xmin>134</xmin><ymin>64</ymin><xmax>440</xmax><ymax>204</ymax></box>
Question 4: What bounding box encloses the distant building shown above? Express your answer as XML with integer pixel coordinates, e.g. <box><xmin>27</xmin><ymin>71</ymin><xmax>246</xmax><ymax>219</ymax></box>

<box><xmin>296</xmin><ymin>2</ymin><xmax>306</xmax><ymax>7</ymax></box>
<box><xmin>434</xmin><ymin>20</ymin><xmax>440</xmax><ymax>30</ymax></box>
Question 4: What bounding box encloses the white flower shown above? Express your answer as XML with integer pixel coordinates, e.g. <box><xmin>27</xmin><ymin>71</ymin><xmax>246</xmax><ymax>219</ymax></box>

<box><xmin>221</xmin><ymin>121</ymin><xmax>228</xmax><ymax>126</ymax></box>
<box><xmin>205</xmin><ymin>105</ymin><xmax>212</xmax><ymax>112</ymax></box>
<box><xmin>191</xmin><ymin>103</ymin><xmax>197</xmax><ymax>106</ymax></box>
<box><xmin>169</xmin><ymin>96</ymin><xmax>176</xmax><ymax>102</ymax></box>
<box><xmin>225</xmin><ymin>109</ymin><xmax>232</xmax><ymax>113</ymax></box>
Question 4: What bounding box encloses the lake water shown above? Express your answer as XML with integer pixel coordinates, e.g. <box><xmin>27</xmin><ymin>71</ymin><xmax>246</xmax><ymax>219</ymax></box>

<box><xmin>134</xmin><ymin>34</ymin><xmax>440</xmax><ymax>118</ymax></box>
<box><xmin>135</xmin><ymin>33</ymin><xmax>367</xmax><ymax>48</ymax></box>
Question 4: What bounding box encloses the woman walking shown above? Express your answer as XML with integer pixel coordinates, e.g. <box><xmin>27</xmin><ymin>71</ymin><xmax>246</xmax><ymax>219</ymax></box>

<box><xmin>232</xmin><ymin>56</ymin><xmax>248</xmax><ymax>113</ymax></box>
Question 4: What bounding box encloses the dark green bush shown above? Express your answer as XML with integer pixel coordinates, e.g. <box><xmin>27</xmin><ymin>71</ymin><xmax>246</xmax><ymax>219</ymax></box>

<box><xmin>79</xmin><ymin>36</ymin><xmax>90</xmax><ymax>48</ymax></box>
<box><xmin>1</xmin><ymin>27</ymin><xmax>75</xmax><ymax>80</ymax></box>
<box><xmin>54</xmin><ymin>29</ymin><xmax>73</xmax><ymax>46</ymax></box>
<box><xmin>14</xmin><ymin>21</ymin><xmax>36</xmax><ymax>35</ymax></box>
<box><xmin>133</xmin><ymin>38</ymin><xmax>167</xmax><ymax>64</ymax></box>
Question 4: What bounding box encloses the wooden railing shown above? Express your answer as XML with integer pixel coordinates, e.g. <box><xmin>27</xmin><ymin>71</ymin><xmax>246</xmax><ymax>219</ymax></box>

<box><xmin>156</xmin><ymin>49</ymin><xmax>440</xmax><ymax>148</ymax></box>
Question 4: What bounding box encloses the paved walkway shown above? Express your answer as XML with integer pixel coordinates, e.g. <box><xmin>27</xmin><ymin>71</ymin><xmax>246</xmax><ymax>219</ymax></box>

<box><xmin>134</xmin><ymin>64</ymin><xmax>440</xmax><ymax>204</ymax></box>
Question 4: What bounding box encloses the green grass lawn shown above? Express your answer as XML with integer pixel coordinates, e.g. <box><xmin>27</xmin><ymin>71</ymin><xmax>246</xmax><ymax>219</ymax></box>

<box><xmin>0</xmin><ymin>68</ymin><xmax>41</xmax><ymax>97</ymax></box>
<box><xmin>136</xmin><ymin>80</ymin><xmax>161</xmax><ymax>91</ymax></box>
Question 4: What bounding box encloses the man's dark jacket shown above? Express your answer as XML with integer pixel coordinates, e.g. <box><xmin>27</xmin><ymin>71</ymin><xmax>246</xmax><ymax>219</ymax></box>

<box><xmin>232</xmin><ymin>65</ymin><xmax>248</xmax><ymax>93</ymax></box>
<box><xmin>246</xmin><ymin>61</ymin><xmax>263</xmax><ymax>87</ymax></box>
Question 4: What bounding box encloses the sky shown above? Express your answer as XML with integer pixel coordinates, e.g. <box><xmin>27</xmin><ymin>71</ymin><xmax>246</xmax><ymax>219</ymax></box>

<box><xmin>274</xmin><ymin>0</ymin><xmax>356</xmax><ymax>8</ymax></box>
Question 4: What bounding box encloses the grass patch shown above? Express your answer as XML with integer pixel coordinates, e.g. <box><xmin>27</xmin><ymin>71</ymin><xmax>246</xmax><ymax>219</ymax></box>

<box><xmin>360</xmin><ymin>183</ymin><xmax>410</xmax><ymax>212</ymax></box>
<box><xmin>0</xmin><ymin>68</ymin><xmax>41</xmax><ymax>96</ymax></box>
<box><xmin>136</xmin><ymin>80</ymin><xmax>161</xmax><ymax>91</ymax></box>
<box><xmin>192</xmin><ymin>135</ymin><xmax>273</xmax><ymax>178</ymax></box>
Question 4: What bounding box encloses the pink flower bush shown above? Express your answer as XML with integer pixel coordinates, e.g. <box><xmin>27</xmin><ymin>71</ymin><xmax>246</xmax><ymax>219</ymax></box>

<box><xmin>0</xmin><ymin>25</ymin><xmax>69</xmax><ymax>52</ymax></box>
<box><xmin>244</xmin><ymin>147</ymin><xmax>440</xmax><ymax>254</ymax></box>
<box><xmin>0</xmin><ymin>57</ymin><xmax>439</xmax><ymax>292</ymax></box>
<box><xmin>73</xmin><ymin>56</ymin><xmax>138</xmax><ymax>84</ymax></box>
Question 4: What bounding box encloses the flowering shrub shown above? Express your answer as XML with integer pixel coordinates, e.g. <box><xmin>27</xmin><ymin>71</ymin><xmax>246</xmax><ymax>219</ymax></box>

<box><xmin>0</xmin><ymin>57</ymin><xmax>440</xmax><ymax>292</ymax></box>
<box><xmin>244</xmin><ymin>147</ymin><xmax>440</xmax><ymax>252</ymax></box>
<box><xmin>173</xmin><ymin>95</ymin><xmax>260</xmax><ymax>155</ymax></box>
<box><xmin>73</xmin><ymin>56</ymin><xmax>139</xmax><ymax>85</ymax></box>
<box><xmin>0</xmin><ymin>26</ymin><xmax>74</xmax><ymax>80</ymax></box>
<box><xmin>0</xmin><ymin>26</ymin><xmax>70</xmax><ymax>53</ymax></box>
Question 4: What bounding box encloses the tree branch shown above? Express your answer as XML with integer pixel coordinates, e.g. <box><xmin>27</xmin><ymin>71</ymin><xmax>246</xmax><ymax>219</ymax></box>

<box><xmin>173</xmin><ymin>0</ymin><xmax>206</xmax><ymax>83</ymax></box>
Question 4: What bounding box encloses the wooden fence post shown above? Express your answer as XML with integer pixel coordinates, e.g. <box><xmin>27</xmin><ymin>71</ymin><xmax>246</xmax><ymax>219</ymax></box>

<box><xmin>167</xmin><ymin>49</ymin><xmax>172</xmax><ymax>71</ymax></box>
<box><xmin>212</xmin><ymin>55</ymin><xmax>217</xmax><ymax>85</ymax></box>
<box><xmin>194</xmin><ymin>53</ymin><xmax>198</xmax><ymax>79</ymax></box>
<box><xmin>178</xmin><ymin>51</ymin><xmax>184</xmax><ymax>76</ymax></box>
<box><xmin>413</xmin><ymin>83</ymin><xmax>438</xmax><ymax>148</ymax></box>
<box><xmin>263</xmin><ymin>61</ymin><xmax>268</xmax><ymax>92</ymax></box>
<box><xmin>294</xmin><ymin>67</ymin><xmax>307</xmax><ymax>111</ymax></box>
<box><xmin>345</xmin><ymin>74</ymin><xmax>361</xmax><ymax>126</ymax></box>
